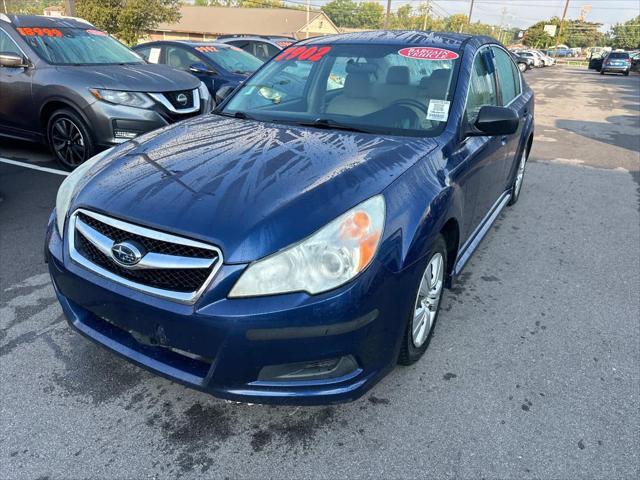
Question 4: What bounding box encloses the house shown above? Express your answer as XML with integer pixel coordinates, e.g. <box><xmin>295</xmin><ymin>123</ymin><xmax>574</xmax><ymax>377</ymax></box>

<box><xmin>146</xmin><ymin>6</ymin><xmax>340</xmax><ymax>42</ymax></box>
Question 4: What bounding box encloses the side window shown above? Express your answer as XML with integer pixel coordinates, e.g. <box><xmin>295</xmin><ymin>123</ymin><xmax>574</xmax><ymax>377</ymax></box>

<box><xmin>166</xmin><ymin>46</ymin><xmax>200</xmax><ymax>70</ymax></box>
<box><xmin>0</xmin><ymin>29</ymin><xmax>22</xmax><ymax>56</ymax></box>
<box><xmin>253</xmin><ymin>42</ymin><xmax>280</xmax><ymax>62</ymax></box>
<box><xmin>466</xmin><ymin>49</ymin><xmax>498</xmax><ymax>125</ymax></box>
<box><xmin>492</xmin><ymin>46</ymin><xmax>520</xmax><ymax>105</ymax></box>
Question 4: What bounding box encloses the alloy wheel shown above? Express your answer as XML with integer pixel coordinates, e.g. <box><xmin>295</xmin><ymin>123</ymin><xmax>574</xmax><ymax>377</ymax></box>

<box><xmin>51</xmin><ymin>118</ymin><xmax>86</xmax><ymax>168</ymax></box>
<box><xmin>411</xmin><ymin>252</ymin><xmax>444</xmax><ymax>348</ymax></box>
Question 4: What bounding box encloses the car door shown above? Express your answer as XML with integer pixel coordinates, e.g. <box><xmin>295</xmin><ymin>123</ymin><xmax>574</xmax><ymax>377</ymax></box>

<box><xmin>0</xmin><ymin>27</ymin><xmax>37</xmax><ymax>139</ymax></box>
<box><xmin>492</xmin><ymin>45</ymin><xmax>525</xmax><ymax>188</ymax></box>
<box><xmin>454</xmin><ymin>47</ymin><xmax>506</xmax><ymax>238</ymax></box>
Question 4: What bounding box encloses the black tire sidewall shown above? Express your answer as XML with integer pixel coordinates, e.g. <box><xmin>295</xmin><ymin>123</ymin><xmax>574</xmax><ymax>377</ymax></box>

<box><xmin>47</xmin><ymin>109</ymin><xmax>95</xmax><ymax>170</ymax></box>
<box><xmin>398</xmin><ymin>235</ymin><xmax>448</xmax><ymax>365</ymax></box>
<box><xmin>508</xmin><ymin>148</ymin><xmax>528</xmax><ymax>206</ymax></box>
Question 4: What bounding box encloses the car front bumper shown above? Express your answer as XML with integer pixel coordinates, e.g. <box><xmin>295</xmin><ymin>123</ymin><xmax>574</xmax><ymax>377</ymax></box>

<box><xmin>46</xmin><ymin>213</ymin><xmax>416</xmax><ymax>405</ymax></box>
<box><xmin>83</xmin><ymin>96</ymin><xmax>213</xmax><ymax>149</ymax></box>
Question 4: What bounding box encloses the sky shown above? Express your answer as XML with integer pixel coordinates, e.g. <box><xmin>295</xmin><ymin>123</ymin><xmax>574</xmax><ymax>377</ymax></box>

<box><xmin>279</xmin><ymin>0</ymin><xmax>640</xmax><ymax>31</ymax></box>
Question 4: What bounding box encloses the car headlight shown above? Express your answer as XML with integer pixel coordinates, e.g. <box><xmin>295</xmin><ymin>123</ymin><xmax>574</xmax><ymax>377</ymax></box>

<box><xmin>89</xmin><ymin>88</ymin><xmax>154</xmax><ymax>109</ymax></box>
<box><xmin>55</xmin><ymin>147</ymin><xmax>114</xmax><ymax>236</ymax></box>
<box><xmin>198</xmin><ymin>81</ymin><xmax>211</xmax><ymax>110</ymax></box>
<box><xmin>229</xmin><ymin>195</ymin><xmax>385</xmax><ymax>298</ymax></box>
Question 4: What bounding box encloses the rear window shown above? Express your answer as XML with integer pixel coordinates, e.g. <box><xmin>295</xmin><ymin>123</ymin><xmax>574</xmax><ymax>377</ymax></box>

<box><xmin>608</xmin><ymin>52</ymin><xmax>629</xmax><ymax>59</ymax></box>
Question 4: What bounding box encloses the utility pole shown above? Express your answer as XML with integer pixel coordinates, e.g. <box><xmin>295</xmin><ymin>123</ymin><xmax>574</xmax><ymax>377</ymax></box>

<box><xmin>422</xmin><ymin>0</ymin><xmax>431</xmax><ymax>31</ymax></box>
<box><xmin>554</xmin><ymin>0</ymin><xmax>570</xmax><ymax>58</ymax></box>
<box><xmin>384</xmin><ymin>0</ymin><xmax>392</xmax><ymax>29</ymax></box>
<box><xmin>2</xmin><ymin>0</ymin><xmax>7</xmax><ymax>15</ymax></box>
<box><xmin>66</xmin><ymin>0</ymin><xmax>76</xmax><ymax>16</ymax></box>
<box><xmin>467</xmin><ymin>0</ymin><xmax>475</xmax><ymax>24</ymax></box>
<box><xmin>305</xmin><ymin>0</ymin><xmax>310</xmax><ymax>39</ymax></box>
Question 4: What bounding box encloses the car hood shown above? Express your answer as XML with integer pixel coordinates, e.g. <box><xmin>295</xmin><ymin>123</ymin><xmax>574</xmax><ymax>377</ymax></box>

<box><xmin>74</xmin><ymin>115</ymin><xmax>439</xmax><ymax>263</ymax></box>
<box><xmin>58</xmin><ymin>64</ymin><xmax>200</xmax><ymax>92</ymax></box>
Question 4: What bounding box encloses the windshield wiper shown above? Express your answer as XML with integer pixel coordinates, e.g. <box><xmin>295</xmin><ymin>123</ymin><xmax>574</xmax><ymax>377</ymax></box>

<box><xmin>216</xmin><ymin>110</ymin><xmax>255</xmax><ymax>120</ymax></box>
<box><xmin>294</xmin><ymin>118</ymin><xmax>373</xmax><ymax>134</ymax></box>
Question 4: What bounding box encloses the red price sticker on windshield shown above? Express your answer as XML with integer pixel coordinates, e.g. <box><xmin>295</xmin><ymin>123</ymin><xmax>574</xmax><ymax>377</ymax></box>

<box><xmin>398</xmin><ymin>47</ymin><xmax>459</xmax><ymax>60</ymax></box>
<box><xmin>196</xmin><ymin>46</ymin><xmax>218</xmax><ymax>53</ymax></box>
<box><xmin>274</xmin><ymin>45</ymin><xmax>332</xmax><ymax>63</ymax></box>
<box><xmin>16</xmin><ymin>27</ymin><xmax>62</xmax><ymax>38</ymax></box>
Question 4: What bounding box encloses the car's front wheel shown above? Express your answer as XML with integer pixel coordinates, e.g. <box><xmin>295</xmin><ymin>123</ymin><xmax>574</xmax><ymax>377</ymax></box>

<box><xmin>518</xmin><ymin>62</ymin><xmax>527</xmax><ymax>73</ymax></box>
<box><xmin>398</xmin><ymin>235</ymin><xmax>447</xmax><ymax>365</ymax></box>
<box><xmin>508</xmin><ymin>147</ymin><xmax>528</xmax><ymax>206</ymax></box>
<box><xmin>47</xmin><ymin>109</ymin><xmax>95</xmax><ymax>170</ymax></box>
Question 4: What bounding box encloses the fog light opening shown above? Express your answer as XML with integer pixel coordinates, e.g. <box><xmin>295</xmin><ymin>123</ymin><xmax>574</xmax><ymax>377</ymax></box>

<box><xmin>258</xmin><ymin>355</ymin><xmax>359</xmax><ymax>382</ymax></box>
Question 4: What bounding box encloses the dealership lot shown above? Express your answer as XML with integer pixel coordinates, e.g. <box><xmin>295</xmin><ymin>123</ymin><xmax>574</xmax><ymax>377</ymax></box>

<box><xmin>1</xmin><ymin>67</ymin><xmax>639</xmax><ymax>479</ymax></box>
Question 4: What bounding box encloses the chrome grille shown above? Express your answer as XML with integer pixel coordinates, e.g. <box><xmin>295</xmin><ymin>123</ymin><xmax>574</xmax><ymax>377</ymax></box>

<box><xmin>68</xmin><ymin>209</ymin><xmax>222</xmax><ymax>303</ymax></box>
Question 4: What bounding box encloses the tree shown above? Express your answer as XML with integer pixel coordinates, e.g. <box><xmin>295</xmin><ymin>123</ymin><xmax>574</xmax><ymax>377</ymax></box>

<box><xmin>609</xmin><ymin>15</ymin><xmax>640</xmax><ymax>49</ymax></box>
<box><xmin>523</xmin><ymin>19</ymin><xmax>562</xmax><ymax>48</ymax></box>
<box><xmin>356</xmin><ymin>2</ymin><xmax>384</xmax><ymax>29</ymax></box>
<box><xmin>76</xmin><ymin>0</ymin><xmax>181</xmax><ymax>45</ymax></box>
<box><xmin>445</xmin><ymin>13</ymin><xmax>469</xmax><ymax>34</ymax></box>
<box><xmin>3</xmin><ymin>0</ymin><xmax>62</xmax><ymax>14</ymax></box>
<box><xmin>322</xmin><ymin>0</ymin><xmax>358</xmax><ymax>28</ymax></box>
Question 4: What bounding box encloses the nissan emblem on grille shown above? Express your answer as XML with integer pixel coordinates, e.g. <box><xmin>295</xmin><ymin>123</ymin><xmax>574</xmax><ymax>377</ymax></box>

<box><xmin>176</xmin><ymin>93</ymin><xmax>188</xmax><ymax>106</ymax></box>
<box><xmin>111</xmin><ymin>240</ymin><xmax>144</xmax><ymax>266</ymax></box>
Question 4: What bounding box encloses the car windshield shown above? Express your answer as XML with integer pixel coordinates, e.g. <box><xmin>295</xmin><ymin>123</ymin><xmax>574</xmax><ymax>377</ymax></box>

<box><xmin>16</xmin><ymin>27</ymin><xmax>143</xmax><ymax>65</ymax></box>
<box><xmin>608</xmin><ymin>52</ymin><xmax>629</xmax><ymax>59</ymax></box>
<box><xmin>221</xmin><ymin>43</ymin><xmax>460</xmax><ymax>137</ymax></box>
<box><xmin>195</xmin><ymin>44</ymin><xmax>264</xmax><ymax>73</ymax></box>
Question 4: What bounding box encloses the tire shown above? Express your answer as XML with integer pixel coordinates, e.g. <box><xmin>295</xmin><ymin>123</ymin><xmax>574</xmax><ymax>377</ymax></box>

<box><xmin>398</xmin><ymin>235</ymin><xmax>447</xmax><ymax>366</ymax></box>
<box><xmin>624</xmin><ymin>70</ymin><xmax>630</xmax><ymax>76</ymax></box>
<box><xmin>508</xmin><ymin>146</ymin><xmax>528</xmax><ymax>206</ymax></box>
<box><xmin>47</xmin><ymin>108</ymin><xmax>95</xmax><ymax>170</ymax></box>
<box><xmin>600</xmin><ymin>70</ymin><xmax>605</xmax><ymax>75</ymax></box>
<box><xmin>518</xmin><ymin>62</ymin><xmax>527</xmax><ymax>73</ymax></box>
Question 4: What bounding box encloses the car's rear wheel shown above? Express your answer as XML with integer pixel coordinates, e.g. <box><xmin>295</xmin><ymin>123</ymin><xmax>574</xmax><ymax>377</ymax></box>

<box><xmin>47</xmin><ymin>109</ymin><xmax>95</xmax><ymax>170</ymax></box>
<box><xmin>398</xmin><ymin>235</ymin><xmax>447</xmax><ymax>365</ymax></box>
<box><xmin>624</xmin><ymin>70</ymin><xmax>630</xmax><ymax>76</ymax></box>
<box><xmin>508</xmin><ymin>147</ymin><xmax>528</xmax><ymax>206</ymax></box>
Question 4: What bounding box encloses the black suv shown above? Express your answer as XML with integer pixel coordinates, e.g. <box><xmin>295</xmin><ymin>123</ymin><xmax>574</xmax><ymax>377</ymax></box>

<box><xmin>0</xmin><ymin>14</ymin><xmax>212</xmax><ymax>169</ymax></box>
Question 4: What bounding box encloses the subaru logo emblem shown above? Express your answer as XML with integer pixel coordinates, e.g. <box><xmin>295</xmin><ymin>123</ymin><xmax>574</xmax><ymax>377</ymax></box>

<box><xmin>111</xmin><ymin>241</ymin><xmax>144</xmax><ymax>266</ymax></box>
<box><xmin>176</xmin><ymin>93</ymin><xmax>188</xmax><ymax>106</ymax></box>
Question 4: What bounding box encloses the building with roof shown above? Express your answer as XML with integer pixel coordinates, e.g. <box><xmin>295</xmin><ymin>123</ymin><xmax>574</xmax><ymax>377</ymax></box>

<box><xmin>146</xmin><ymin>6</ymin><xmax>339</xmax><ymax>42</ymax></box>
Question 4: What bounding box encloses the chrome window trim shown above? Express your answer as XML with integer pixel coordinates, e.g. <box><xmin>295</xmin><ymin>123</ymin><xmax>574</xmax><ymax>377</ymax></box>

<box><xmin>148</xmin><ymin>88</ymin><xmax>201</xmax><ymax>114</ymax></box>
<box><xmin>68</xmin><ymin>208</ymin><xmax>223</xmax><ymax>304</ymax></box>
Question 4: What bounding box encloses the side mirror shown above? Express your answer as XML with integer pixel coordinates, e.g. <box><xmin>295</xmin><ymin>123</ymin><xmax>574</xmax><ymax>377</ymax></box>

<box><xmin>215</xmin><ymin>85</ymin><xmax>235</xmax><ymax>106</ymax></box>
<box><xmin>468</xmin><ymin>106</ymin><xmax>519</xmax><ymax>137</ymax></box>
<box><xmin>189</xmin><ymin>62</ymin><xmax>215</xmax><ymax>75</ymax></box>
<box><xmin>0</xmin><ymin>53</ymin><xmax>28</xmax><ymax>68</ymax></box>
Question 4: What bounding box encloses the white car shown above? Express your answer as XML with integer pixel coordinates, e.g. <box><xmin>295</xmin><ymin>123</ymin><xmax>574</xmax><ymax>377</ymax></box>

<box><xmin>535</xmin><ymin>50</ymin><xmax>556</xmax><ymax>66</ymax></box>
<box><xmin>517</xmin><ymin>51</ymin><xmax>544</xmax><ymax>67</ymax></box>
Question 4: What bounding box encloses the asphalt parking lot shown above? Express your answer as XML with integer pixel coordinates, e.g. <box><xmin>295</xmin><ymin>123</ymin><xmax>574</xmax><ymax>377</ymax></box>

<box><xmin>1</xmin><ymin>67</ymin><xmax>639</xmax><ymax>479</ymax></box>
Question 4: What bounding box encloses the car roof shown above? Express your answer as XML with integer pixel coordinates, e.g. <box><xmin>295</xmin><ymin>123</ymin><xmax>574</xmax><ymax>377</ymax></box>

<box><xmin>296</xmin><ymin>30</ymin><xmax>482</xmax><ymax>49</ymax></box>
<box><xmin>5</xmin><ymin>14</ymin><xmax>94</xmax><ymax>29</ymax></box>
<box><xmin>136</xmin><ymin>40</ymin><xmax>231</xmax><ymax>49</ymax></box>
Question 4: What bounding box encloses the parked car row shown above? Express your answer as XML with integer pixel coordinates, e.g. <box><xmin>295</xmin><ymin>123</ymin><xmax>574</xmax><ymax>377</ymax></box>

<box><xmin>510</xmin><ymin>49</ymin><xmax>555</xmax><ymax>68</ymax></box>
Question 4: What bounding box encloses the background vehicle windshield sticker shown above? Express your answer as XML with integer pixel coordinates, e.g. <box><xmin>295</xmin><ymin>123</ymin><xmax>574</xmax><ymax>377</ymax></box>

<box><xmin>426</xmin><ymin>99</ymin><xmax>451</xmax><ymax>122</ymax></box>
<box><xmin>16</xmin><ymin>27</ymin><xmax>62</xmax><ymax>38</ymax></box>
<box><xmin>398</xmin><ymin>47</ymin><xmax>459</xmax><ymax>61</ymax></box>
<box><xmin>148</xmin><ymin>47</ymin><xmax>161</xmax><ymax>64</ymax></box>
<box><xmin>86</xmin><ymin>29</ymin><xmax>108</xmax><ymax>36</ymax></box>
<box><xmin>274</xmin><ymin>46</ymin><xmax>332</xmax><ymax>62</ymax></box>
<box><xmin>196</xmin><ymin>46</ymin><xmax>218</xmax><ymax>53</ymax></box>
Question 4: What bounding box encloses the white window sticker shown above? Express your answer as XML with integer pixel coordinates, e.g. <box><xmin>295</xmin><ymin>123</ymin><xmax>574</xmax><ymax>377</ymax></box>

<box><xmin>148</xmin><ymin>47</ymin><xmax>161</xmax><ymax>64</ymax></box>
<box><xmin>426</xmin><ymin>99</ymin><xmax>450</xmax><ymax>122</ymax></box>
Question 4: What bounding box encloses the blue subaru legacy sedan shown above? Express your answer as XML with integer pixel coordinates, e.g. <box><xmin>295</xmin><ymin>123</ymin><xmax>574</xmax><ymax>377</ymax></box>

<box><xmin>47</xmin><ymin>31</ymin><xmax>534</xmax><ymax>405</ymax></box>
